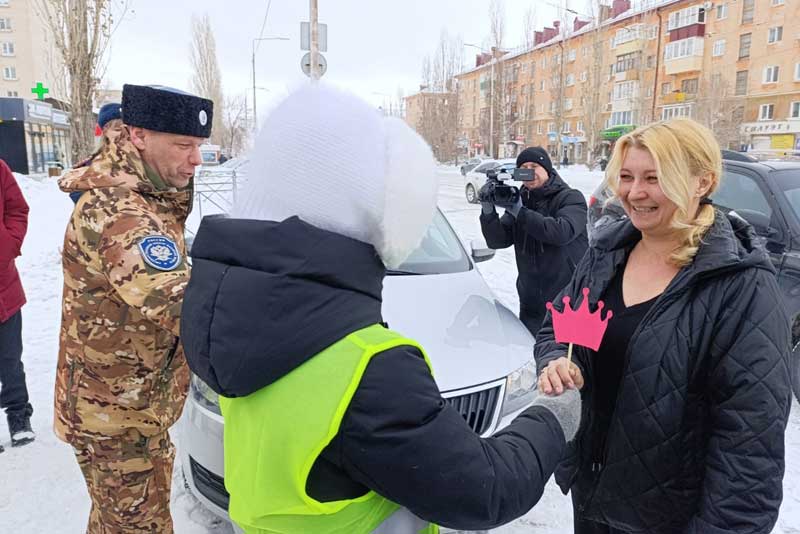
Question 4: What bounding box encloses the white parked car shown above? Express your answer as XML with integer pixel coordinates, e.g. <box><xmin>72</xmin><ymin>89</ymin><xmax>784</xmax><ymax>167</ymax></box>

<box><xmin>178</xmin><ymin>208</ymin><xmax>539</xmax><ymax>526</ymax></box>
<box><xmin>462</xmin><ymin>158</ymin><xmax>518</xmax><ymax>204</ymax></box>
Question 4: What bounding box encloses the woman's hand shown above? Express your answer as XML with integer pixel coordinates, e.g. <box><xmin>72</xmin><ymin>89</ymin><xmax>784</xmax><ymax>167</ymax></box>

<box><xmin>539</xmin><ymin>357</ymin><xmax>585</xmax><ymax>395</ymax></box>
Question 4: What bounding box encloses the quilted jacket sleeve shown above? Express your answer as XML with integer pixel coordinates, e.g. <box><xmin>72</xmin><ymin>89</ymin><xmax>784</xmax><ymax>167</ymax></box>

<box><xmin>479</xmin><ymin>210</ymin><xmax>515</xmax><ymax>250</ymax></box>
<box><xmin>514</xmin><ymin>188</ymin><xmax>587</xmax><ymax>246</ymax></box>
<box><xmin>686</xmin><ymin>268</ymin><xmax>792</xmax><ymax>534</ymax></box>
<box><xmin>0</xmin><ymin>160</ymin><xmax>29</xmax><ymax>264</ymax></box>
<box><xmin>534</xmin><ymin>248</ymin><xmax>594</xmax><ymax>378</ymax></box>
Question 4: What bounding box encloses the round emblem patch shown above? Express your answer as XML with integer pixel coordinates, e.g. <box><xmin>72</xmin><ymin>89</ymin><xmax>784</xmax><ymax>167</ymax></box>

<box><xmin>199</xmin><ymin>109</ymin><xmax>208</xmax><ymax>126</ymax></box>
<box><xmin>137</xmin><ymin>235</ymin><xmax>181</xmax><ymax>271</ymax></box>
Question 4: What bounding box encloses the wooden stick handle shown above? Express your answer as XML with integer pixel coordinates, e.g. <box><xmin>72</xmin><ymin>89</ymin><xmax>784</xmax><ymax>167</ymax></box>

<box><xmin>567</xmin><ymin>342</ymin><xmax>574</xmax><ymax>365</ymax></box>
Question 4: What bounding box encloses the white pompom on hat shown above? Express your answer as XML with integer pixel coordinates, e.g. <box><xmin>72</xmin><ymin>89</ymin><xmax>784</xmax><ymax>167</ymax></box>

<box><xmin>235</xmin><ymin>83</ymin><xmax>438</xmax><ymax>269</ymax></box>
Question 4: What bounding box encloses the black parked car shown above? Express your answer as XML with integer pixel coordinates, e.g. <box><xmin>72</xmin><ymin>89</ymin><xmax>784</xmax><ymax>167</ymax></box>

<box><xmin>588</xmin><ymin>158</ymin><xmax>800</xmax><ymax>402</ymax></box>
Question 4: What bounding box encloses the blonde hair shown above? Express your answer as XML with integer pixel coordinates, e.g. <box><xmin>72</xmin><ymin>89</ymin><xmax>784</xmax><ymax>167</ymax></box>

<box><xmin>605</xmin><ymin>118</ymin><xmax>722</xmax><ymax>267</ymax></box>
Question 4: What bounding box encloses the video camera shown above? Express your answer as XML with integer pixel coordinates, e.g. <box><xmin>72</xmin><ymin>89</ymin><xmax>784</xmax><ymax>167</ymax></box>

<box><xmin>477</xmin><ymin>167</ymin><xmax>535</xmax><ymax>204</ymax></box>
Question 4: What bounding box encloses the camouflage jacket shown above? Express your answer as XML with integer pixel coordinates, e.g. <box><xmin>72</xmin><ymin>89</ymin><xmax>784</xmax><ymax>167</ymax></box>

<box><xmin>54</xmin><ymin>127</ymin><xmax>192</xmax><ymax>442</ymax></box>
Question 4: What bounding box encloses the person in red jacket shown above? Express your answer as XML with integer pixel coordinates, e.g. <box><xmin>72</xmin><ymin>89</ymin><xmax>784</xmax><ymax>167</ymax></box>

<box><xmin>0</xmin><ymin>158</ymin><xmax>33</xmax><ymax>452</ymax></box>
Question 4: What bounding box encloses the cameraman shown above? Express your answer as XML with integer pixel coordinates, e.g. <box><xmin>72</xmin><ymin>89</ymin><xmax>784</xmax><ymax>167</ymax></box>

<box><xmin>479</xmin><ymin>147</ymin><xmax>588</xmax><ymax>336</ymax></box>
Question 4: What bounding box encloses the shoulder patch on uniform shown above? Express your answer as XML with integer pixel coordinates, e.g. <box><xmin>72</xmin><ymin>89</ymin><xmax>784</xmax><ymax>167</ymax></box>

<box><xmin>137</xmin><ymin>235</ymin><xmax>181</xmax><ymax>271</ymax></box>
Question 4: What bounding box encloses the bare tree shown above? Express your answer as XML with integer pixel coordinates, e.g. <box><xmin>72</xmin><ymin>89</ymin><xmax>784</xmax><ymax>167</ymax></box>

<box><xmin>696</xmin><ymin>71</ymin><xmax>744</xmax><ymax>151</ymax></box>
<box><xmin>220</xmin><ymin>95</ymin><xmax>250</xmax><ymax>157</ymax></box>
<box><xmin>189</xmin><ymin>13</ymin><xmax>224</xmax><ymax>147</ymax></box>
<box><xmin>488</xmin><ymin>0</ymin><xmax>506</xmax><ymax>159</ymax></box>
<box><xmin>35</xmin><ymin>0</ymin><xmax>128</xmax><ymax>162</ymax></box>
<box><xmin>580</xmin><ymin>1</ymin><xmax>607</xmax><ymax>167</ymax></box>
<box><xmin>522</xmin><ymin>5</ymin><xmax>537</xmax><ymax>50</ymax></box>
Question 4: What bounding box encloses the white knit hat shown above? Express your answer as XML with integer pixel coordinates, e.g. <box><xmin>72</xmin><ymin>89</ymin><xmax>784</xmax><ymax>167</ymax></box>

<box><xmin>235</xmin><ymin>83</ymin><xmax>438</xmax><ymax>269</ymax></box>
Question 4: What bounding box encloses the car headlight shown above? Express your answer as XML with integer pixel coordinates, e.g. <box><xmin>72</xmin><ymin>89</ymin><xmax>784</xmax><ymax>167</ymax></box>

<box><xmin>500</xmin><ymin>359</ymin><xmax>538</xmax><ymax>418</ymax></box>
<box><xmin>191</xmin><ymin>374</ymin><xmax>221</xmax><ymax>415</ymax></box>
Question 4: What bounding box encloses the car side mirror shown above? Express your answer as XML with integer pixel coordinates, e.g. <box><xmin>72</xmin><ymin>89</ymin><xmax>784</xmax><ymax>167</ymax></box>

<box><xmin>471</xmin><ymin>239</ymin><xmax>495</xmax><ymax>263</ymax></box>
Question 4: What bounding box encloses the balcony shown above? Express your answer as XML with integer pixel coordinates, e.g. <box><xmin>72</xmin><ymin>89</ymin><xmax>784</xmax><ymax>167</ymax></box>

<box><xmin>665</xmin><ymin>55</ymin><xmax>703</xmax><ymax>75</ymax></box>
<box><xmin>614</xmin><ymin>69</ymin><xmax>640</xmax><ymax>82</ymax></box>
<box><xmin>614</xmin><ymin>38</ymin><xmax>646</xmax><ymax>56</ymax></box>
<box><xmin>661</xmin><ymin>91</ymin><xmax>696</xmax><ymax>105</ymax></box>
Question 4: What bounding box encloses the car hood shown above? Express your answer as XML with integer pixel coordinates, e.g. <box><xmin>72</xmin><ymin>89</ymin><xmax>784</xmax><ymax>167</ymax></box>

<box><xmin>383</xmin><ymin>270</ymin><xmax>534</xmax><ymax>392</ymax></box>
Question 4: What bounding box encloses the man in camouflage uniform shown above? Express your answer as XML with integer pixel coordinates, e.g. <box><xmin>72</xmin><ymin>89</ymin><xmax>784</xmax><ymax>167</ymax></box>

<box><xmin>54</xmin><ymin>84</ymin><xmax>212</xmax><ymax>533</ymax></box>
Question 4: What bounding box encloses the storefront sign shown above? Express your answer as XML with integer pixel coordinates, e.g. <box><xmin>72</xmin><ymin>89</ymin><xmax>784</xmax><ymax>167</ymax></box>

<box><xmin>771</xmin><ymin>134</ymin><xmax>795</xmax><ymax>150</ymax></box>
<box><xmin>26</xmin><ymin>101</ymin><xmax>53</xmax><ymax>121</ymax></box>
<box><xmin>52</xmin><ymin>110</ymin><xmax>69</xmax><ymax>127</ymax></box>
<box><xmin>601</xmin><ymin>124</ymin><xmax>636</xmax><ymax>141</ymax></box>
<box><xmin>741</xmin><ymin>121</ymin><xmax>800</xmax><ymax>135</ymax></box>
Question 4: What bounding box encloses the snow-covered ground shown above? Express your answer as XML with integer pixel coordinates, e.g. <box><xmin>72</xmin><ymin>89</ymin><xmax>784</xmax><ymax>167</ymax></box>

<box><xmin>2</xmin><ymin>166</ymin><xmax>798</xmax><ymax>533</ymax></box>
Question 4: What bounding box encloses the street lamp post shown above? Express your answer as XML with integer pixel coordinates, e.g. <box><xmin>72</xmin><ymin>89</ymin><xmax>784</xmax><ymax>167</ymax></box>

<box><xmin>465</xmin><ymin>43</ymin><xmax>494</xmax><ymax>158</ymax></box>
<box><xmin>252</xmin><ymin>36</ymin><xmax>289</xmax><ymax>131</ymax></box>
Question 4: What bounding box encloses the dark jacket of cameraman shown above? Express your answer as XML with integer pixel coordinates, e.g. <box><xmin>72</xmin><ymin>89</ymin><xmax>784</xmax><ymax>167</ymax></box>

<box><xmin>480</xmin><ymin>150</ymin><xmax>588</xmax><ymax>336</ymax></box>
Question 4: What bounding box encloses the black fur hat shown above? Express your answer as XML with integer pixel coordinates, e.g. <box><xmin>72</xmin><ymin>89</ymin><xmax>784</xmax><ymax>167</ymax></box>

<box><xmin>121</xmin><ymin>84</ymin><xmax>213</xmax><ymax>138</ymax></box>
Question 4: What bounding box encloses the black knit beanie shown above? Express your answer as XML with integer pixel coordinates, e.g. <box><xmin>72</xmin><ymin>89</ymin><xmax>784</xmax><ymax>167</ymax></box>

<box><xmin>516</xmin><ymin>146</ymin><xmax>555</xmax><ymax>175</ymax></box>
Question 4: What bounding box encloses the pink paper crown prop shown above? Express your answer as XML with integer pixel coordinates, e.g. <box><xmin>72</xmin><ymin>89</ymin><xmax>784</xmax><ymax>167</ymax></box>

<box><xmin>546</xmin><ymin>288</ymin><xmax>613</xmax><ymax>352</ymax></box>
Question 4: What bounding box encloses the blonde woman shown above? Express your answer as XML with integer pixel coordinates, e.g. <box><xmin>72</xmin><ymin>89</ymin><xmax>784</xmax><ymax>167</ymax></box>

<box><xmin>536</xmin><ymin>118</ymin><xmax>792</xmax><ymax>533</ymax></box>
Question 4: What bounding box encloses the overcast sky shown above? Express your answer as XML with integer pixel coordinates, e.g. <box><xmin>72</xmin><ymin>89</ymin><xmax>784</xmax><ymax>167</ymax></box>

<box><xmin>104</xmin><ymin>0</ymin><xmax>592</xmax><ymax>122</ymax></box>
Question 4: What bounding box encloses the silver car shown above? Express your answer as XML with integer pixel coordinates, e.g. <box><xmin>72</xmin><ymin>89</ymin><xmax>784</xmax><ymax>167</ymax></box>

<box><xmin>178</xmin><ymin>208</ymin><xmax>539</xmax><ymax>525</ymax></box>
<box><xmin>462</xmin><ymin>159</ymin><xmax>519</xmax><ymax>204</ymax></box>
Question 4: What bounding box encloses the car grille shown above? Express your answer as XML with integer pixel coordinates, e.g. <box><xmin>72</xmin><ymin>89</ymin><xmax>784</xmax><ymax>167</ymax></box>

<box><xmin>190</xmin><ymin>456</ymin><xmax>230</xmax><ymax>511</ymax></box>
<box><xmin>444</xmin><ymin>384</ymin><xmax>501</xmax><ymax>435</ymax></box>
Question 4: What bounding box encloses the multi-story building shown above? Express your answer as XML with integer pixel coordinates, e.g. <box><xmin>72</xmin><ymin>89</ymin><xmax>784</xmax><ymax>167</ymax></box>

<box><xmin>421</xmin><ymin>0</ymin><xmax>800</xmax><ymax>164</ymax></box>
<box><xmin>0</xmin><ymin>0</ymin><xmax>64</xmax><ymax>101</ymax></box>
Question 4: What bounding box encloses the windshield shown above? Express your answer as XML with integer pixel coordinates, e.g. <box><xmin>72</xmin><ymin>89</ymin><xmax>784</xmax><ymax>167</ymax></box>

<box><xmin>773</xmin><ymin>169</ymin><xmax>800</xmax><ymax>225</ymax></box>
<box><xmin>201</xmin><ymin>152</ymin><xmax>217</xmax><ymax>164</ymax></box>
<box><xmin>390</xmin><ymin>209</ymin><xmax>471</xmax><ymax>275</ymax></box>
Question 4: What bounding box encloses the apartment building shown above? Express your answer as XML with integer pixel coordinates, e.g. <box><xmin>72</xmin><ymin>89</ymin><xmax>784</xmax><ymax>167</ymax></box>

<box><xmin>0</xmin><ymin>0</ymin><xmax>63</xmax><ymax>100</ymax></box>
<box><xmin>442</xmin><ymin>0</ymin><xmax>800</xmax><ymax>164</ymax></box>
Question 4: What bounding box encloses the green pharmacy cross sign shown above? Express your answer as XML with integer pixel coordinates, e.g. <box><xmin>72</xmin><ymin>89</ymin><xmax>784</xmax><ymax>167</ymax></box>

<box><xmin>31</xmin><ymin>82</ymin><xmax>49</xmax><ymax>100</ymax></box>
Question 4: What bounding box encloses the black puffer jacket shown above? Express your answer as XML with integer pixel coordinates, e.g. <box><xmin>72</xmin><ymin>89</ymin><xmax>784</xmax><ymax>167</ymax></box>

<box><xmin>535</xmin><ymin>212</ymin><xmax>793</xmax><ymax>534</ymax></box>
<box><xmin>181</xmin><ymin>215</ymin><xmax>570</xmax><ymax>531</ymax></box>
<box><xmin>480</xmin><ymin>173</ymin><xmax>588</xmax><ymax>330</ymax></box>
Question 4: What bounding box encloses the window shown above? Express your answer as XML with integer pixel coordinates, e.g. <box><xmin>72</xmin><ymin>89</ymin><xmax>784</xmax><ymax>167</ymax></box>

<box><xmin>716</xmin><ymin>3</ymin><xmax>728</xmax><ymax>19</ymax></box>
<box><xmin>562</xmin><ymin>121</ymin><xmax>571</xmax><ymax>133</ymax></box>
<box><xmin>764</xmin><ymin>66</ymin><xmax>779</xmax><ymax>83</ymax></box>
<box><xmin>661</xmin><ymin>82</ymin><xmax>672</xmax><ymax>95</ymax></box>
<box><xmin>613</xmin><ymin>80</ymin><xmax>637</xmax><ymax>100</ymax></box>
<box><xmin>553</xmin><ymin>54</ymin><xmax>561</xmax><ymax>65</ymax></box>
<box><xmin>735</xmin><ymin>71</ymin><xmax>748</xmax><ymax>95</ymax></box>
<box><xmin>565</xmin><ymin>73</ymin><xmax>575</xmax><ymax>86</ymax></box>
<box><xmin>580</xmin><ymin>71</ymin><xmax>587</xmax><ymax>82</ymax></box>
<box><xmin>0</xmin><ymin>0</ymin><xmax>8</xmax><ymax>6</ymax></box>
<box><xmin>2</xmin><ymin>65</ymin><xmax>15</xmax><ymax>79</ymax></box>
<box><xmin>610</xmin><ymin>110</ymin><xmax>635</xmax><ymax>126</ymax></box>
<box><xmin>768</xmin><ymin>27</ymin><xmax>783</xmax><ymax>44</ymax></box>
<box><xmin>548</xmin><ymin>122</ymin><xmax>556</xmax><ymax>133</ymax></box>
<box><xmin>714</xmin><ymin>171</ymin><xmax>772</xmax><ymax>222</ymax></box>
<box><xmin>1</xmin><ymin>41</ymin><xmax>13</xmax><ymax>56</ymax></box>
<box><xmin>615</xmin><ymin>52</ymin><xmax>640</xmax><ymax>73</ymax></box>
<box><xmin>646</xmin><ymin>87</ymin><xmax>653</xmax><ymax>97</ymax></box>
<box><xmin>738</xmin><ymin>33</ymin><xmax>751</xmax><ymax>59</ymax></box>
<box><xmin>772</xmin><ymin>0</ymin><xmax>784</xmax><ymax>5</ymax></box>
<box><xmin>668</xmin><ymin>6</ymin><xmax>706</xmax><ymax>31</ymax></box>
<box><xmin>791</xmin><ymin>102</ymin><xmax>800</xmax><ymax>119</ymax></box>
<box><xmin>542</xmin><ymin>57</ymin><xmax>547</xmax><ymax>69</ymax></box>
<box><xmin>647</xmin><ymin>55</ymin><xmax>655</xmax><ymax>68</ymax></box>
<box><xmin>796</xmin><ymin>63</ymin><xmax>800</xmax><ymax>81</ymax></box>
<box><xmin>537</xmin><ymin>122</ymin><xmax>543</xmax><ymax>134</ymax></box>
<box><xmin>661</xmin><ymin>105</ymin><xmax>693</xmax><ymax>120</ymax></box>
<box><xmin>568</xmin><ymin>49</ymin><xmax>576</xmax><ymax>62</ymax></box>
<box><xmin>565</xmin><ymin>98</ymin><xmax>573</xmax><ymax>110</ymax></box>
<box><xmin>665</xmin><ymin>37</ymin><xmax>703</xmax><ymax>61</ymax></box>
<box><xmin>6</xmin><ymin>90</ymin><xmax>16</xmax><ymax>96</ymax></box>
<box><xmin>681</xmin><ymin>78</ymin><xmax>699</xmax><ymax>94</ymax></box>
<box><xmin>713</xmin><ymin>39</ymin><xmax>725</xmax><ymax>57</ymax></box>
<box><xmin>742</xmin><ymin>0</ymin><xmax>755</xmax><ymax>23</ymax></box>
<box><xmin>540</xmin><ymin>79</ymin><xmax>545</xmax><ymax>91</ymax></box>
<box><xmin>0</xmin><ymin>18</ymin><xmax>10</xmax><ymax>30</ymax></box>
<box><xmin>582</xmin><ymin>46</ymin><xmax>588</xmax><ymax>57</ymax></box>
<box><xmin>759</xmin><ymin>104</ymin><xmax>774</xmax><ymax>120</ymax></box>
<box><xmin>577</xmin><ymin>121</ymin><xmax>584</xmax><ymax>132</ymax></box>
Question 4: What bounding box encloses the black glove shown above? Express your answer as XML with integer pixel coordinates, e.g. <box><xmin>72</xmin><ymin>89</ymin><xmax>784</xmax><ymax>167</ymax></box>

<box><xmin>478</xmin><ymin>181</ymin><xmax>496</xmax><ymax>214</ymax></box>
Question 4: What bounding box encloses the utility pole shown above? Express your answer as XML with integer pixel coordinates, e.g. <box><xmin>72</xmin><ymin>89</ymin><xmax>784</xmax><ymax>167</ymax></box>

<box><xmin>489</xmin><ymin>54</ymin><xmax>495</xmax><ymax>158</ymax></box>
<box><xmin>310</xmin><ymin>0</ymin><xmax>321</xmax><ymax>81</ymax></box>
